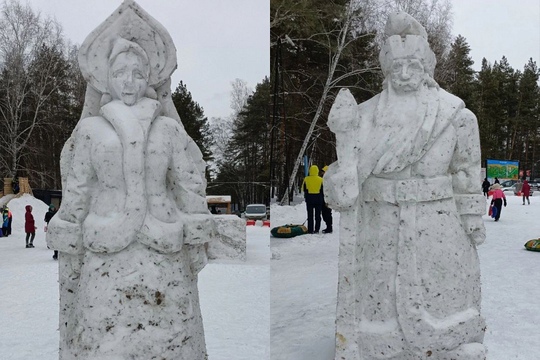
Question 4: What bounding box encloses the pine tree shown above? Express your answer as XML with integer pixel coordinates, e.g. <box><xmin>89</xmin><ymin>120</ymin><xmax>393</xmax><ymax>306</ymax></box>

<box><xmin>474</xmin><ymin>58</ymin><xmax>501</xmax><ymax>162</ymax></box>
<box><xmin>211</xmin><ymin>78</ymin><xmax>271</xmax><ymax>207</ymax></box>
<box><xmin>444</xmin><ymin>35</ymin><xmax>476</xmax><ymax>109</ymax></box>
<box><xmin>171</xmin><ymin>81</ymin><xmax>213</xmax><ymax>164</ymax></box>
<box><xmin>515</xmin><ymin>59</ymin><xmax>540</xmax><ymax>174</ymax></box>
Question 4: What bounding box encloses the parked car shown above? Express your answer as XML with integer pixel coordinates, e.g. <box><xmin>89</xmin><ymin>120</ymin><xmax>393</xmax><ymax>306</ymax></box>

<box><xmin>499</xmin><ymin>180</ymin><xmax>517</xmax><ymax>188</ymax></box>
<box><xmin>244</xmin><ymin>204</ymin><xmax>267</xmax><ymax>220</ymax></box>
<box><xmin>529</xmin><ymin>181</ymin><xmax>540</xmax><ymax>191</ymax></box>
<box><xmin>502</xmin><ymin>183</ymin><xmax>534</xmax><ymax>196</ymax></box>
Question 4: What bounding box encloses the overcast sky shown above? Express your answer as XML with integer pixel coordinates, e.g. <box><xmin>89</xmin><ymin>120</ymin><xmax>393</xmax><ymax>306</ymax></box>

<box><xmin>25</xmin><ymin>0</ymin><xmax>269</xmax><ymax>120</ymax></box>
<box><xmin>452</xmin><ymin>0</ymin><xmax>540</xmax><ymax>71</ymax></box>
<box><xmin>22</xmin><ymin>0</ymin><xmax>538</xmax><ymax>121</ymax></box>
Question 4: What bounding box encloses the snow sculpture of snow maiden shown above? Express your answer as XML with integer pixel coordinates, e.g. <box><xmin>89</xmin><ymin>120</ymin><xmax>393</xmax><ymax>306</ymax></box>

<box><xmin>324</xmin><ymin>12</ymin><xmax>487</xmax><ymax>360</ymax></box>
<box><xmin>46</xmin><ymin>1</ymin><xmax>216</xmax><ymax>359</ymax></box>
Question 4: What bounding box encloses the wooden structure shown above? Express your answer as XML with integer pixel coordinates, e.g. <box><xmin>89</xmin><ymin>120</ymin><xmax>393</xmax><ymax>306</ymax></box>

<box><xmin>206</xmin><ymin>195</ymin><xmax>232</xmax><ymax>214</ymax></box>
<box><xmin>2</xmin><ymin>177</ymin><xmax>33</xmax><ymax>198</ymax></box>
<box><xmin>18</xmin><ymin>177</ymin><xmax>32</xmax><ymax>195</ymax></box>
<box><xmin>3</xmin><ymin>178</ymin><xmax>12</xmax><ymax>195</ymax></box>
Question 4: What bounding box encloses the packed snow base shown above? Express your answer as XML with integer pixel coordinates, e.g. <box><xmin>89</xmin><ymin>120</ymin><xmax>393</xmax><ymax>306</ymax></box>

<box><xmin>271</xmin><ymin>195</ymin><xmax>540</xmax><ymax>360</ymax></box>
<box><xmin>0</xmin><ymin>195</ymin><xmax>269</xmax><ymax>360</ymax></box>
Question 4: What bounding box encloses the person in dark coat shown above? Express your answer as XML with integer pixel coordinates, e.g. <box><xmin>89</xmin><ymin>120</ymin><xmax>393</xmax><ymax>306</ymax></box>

<box><xmin>494</xmin><ymin>177</ymin><xmax>500</xmax><ymax>184</ymax></box>
<box><xmin>522</xmin><ymin>178</ymin><xmax>531</xmax><ymax>205</ymax></box>
<box><xmin>44</xmin><ymin>204</ymin><xmax>58</xmax><ymax>258</ymax></box>
<box><xmin>6</xmin><ymin>207</ymin><xmax>12</xmax><ymax>236</ymax></box>
<box><xmin>321</xmin><ymin>165</ymin><xmax>333</xmax><ymax>233</ymax></box>
<box><xmin>482</xmin><ymin>178</ymin><xmax>491</xmax><ymax>198</ymax></box>
<box><xmin>24</xmin><ymin>205</ymin><xmax>36</xmax><ymax>248</ymax></box>
<box><xmin>302</xmin><ymin>165</ymin><xmax>324</xmax><ymax>234</ymax></box>
<box><xmin>1</xmin><ymin>206</ymin><xmax>8</xmax><ymax>237</ymax></box>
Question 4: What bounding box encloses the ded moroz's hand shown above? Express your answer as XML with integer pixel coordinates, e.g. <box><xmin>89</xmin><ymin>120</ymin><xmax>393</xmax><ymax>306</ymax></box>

<box><xmin>461</xmin><ymin>215</ymin><xmax>486</xmax><ymax>246</ymax></box>
<box><xmin>328</xmin><ymin>88</ymin><xmax>357</xmax><ymax>130</ymax></box>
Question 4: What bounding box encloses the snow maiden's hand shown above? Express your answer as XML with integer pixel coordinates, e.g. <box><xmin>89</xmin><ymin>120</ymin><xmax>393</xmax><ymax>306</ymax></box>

<box><xmin>183</xmin><ymin>213</ymin><xmax>218</xmax><ymax>275</ymax></box>
<box><xmin>461</xmin><ymin>215</ymin><xmax>486</xmax><ymax>246</ymax></box>
<box><xmin>186</xmin><ymin>244</ymin><xmax>208</xmax><ymax>275</ymax></box>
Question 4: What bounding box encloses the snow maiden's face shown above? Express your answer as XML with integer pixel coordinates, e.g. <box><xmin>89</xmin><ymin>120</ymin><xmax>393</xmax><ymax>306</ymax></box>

<box><xmin>108</xmin><ymin>51</ymin><xmax>149</xmax><ymax>106</ymax></box>
<box><xmin>389</xmin><ymin>58</ymin><xmax>425</xmax><ymax>93</ymax></box>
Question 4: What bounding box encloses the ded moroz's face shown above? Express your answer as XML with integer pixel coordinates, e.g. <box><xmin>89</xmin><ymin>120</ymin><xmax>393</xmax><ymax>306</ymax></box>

<box><xmin>108</xmin><ymin>51</ymin><xmax>148</xmax><ymax>106</ymax></box>
<box><xmin>389</xmin><ymin>58</ymin><xmax>425</xmax><ymax>93</ymax></box>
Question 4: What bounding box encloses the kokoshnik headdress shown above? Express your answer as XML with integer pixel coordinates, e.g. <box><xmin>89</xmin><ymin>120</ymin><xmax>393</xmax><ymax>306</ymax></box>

<box><xmin>379</xmin><ymin>12</ymin><xmax>436</xmax><ymax>78</ymax></box>
<box><xmin>78</xmin><ymin>0</ymin><xmax>177</xmax><ymax>94</ymax></box>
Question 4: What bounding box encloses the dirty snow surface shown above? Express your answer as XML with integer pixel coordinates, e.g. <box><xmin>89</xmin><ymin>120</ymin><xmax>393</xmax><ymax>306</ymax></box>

<box><xmin>0</xmin><ymin>194</ymin><xmax>269</xmax><ymax>360</ymax></box>
<box><xmin>271</xmin><ymin>194</ymin><xmax>540</xmax><ymax>360</ymax></box>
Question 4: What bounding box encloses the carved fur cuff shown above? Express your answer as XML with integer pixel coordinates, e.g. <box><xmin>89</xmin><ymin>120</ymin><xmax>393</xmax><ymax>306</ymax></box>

<box><xmin>46</xmin><ymin>218</ymin><xmax>83</xmax><ymax>255</ymax></box>
<box><xmin>183</xmin><ymin>214</ymin><xmax>217</xmax><ymax>245</ymax></box>
<box><xmin>454</xmin><ymin>194</ymin><xmax>486</xmax><ymax>215</ymax></box>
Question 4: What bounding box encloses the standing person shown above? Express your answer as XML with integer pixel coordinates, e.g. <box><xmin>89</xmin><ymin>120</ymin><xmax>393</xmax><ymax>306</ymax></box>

<box><xmin>515</xmin><ymin>178</ymin><xmax>523</xmax><ymax>195</ymax></box>
<box><xmin>302</xmin><ymin>165</ymin><xmax>324</xmax><ymax>234</ymax></box>
<box><xmin>494</xmin><ymin>177</ymin><xmax>500</xmax><ymax>184</ymax></box>
<box><xmin>490</xmin><ymin>183</ymin><xmax>507</xmax><ymax>221</ymax></box>
<box><xmin>522</xmin><ymin>177</ymin><xmax>531</xmax><ymax>205</ymax></box>
<box><xmin>482</xmin><ymin>178</ymin><xmax>491</xmax><ymax>198</ymax></box>
<box><xmin>45</xmin><ymin>204</ymin><xmax>58</xmax><ymax>259</ymax></box>
<box><xmin>321</xmin><ymin>165</ymin><xmax>333</xmax><ymax>233</ymax></box>
<box><xmin>1</xmin><ymin>206</ymin><xmax>8</xmax><ymax>237</ymax></box>
<box><xmin>25</xmin><ymin>205</ymin><xmax>36</xmax><ymax>248</ymax></box>
<box><xmin>6</xmin><ymin>206</ymin><xmax>12</xmax><ymax>236</ymax></box>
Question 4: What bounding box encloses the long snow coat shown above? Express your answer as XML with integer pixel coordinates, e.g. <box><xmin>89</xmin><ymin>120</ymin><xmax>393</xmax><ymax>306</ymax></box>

<box><xmin>325</xmin><ymin>86</ymin><xmax>486</xmax><ymax>359</ymax></box>
<box><xmin>47</xmin><ymin>98</ymin><xmax>215</xmax><ymax>359</ymax></box>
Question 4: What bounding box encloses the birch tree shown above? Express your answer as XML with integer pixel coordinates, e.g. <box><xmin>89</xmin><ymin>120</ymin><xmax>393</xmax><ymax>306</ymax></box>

<box><xmin>271</xmin><ymin>0</ymin><xmax>454</xmax><ymax>204</ymax></box>
<box><xmin>272</xmin><ymin>0</ymin><xmax>380</xmax><ymax>204</ymax></box>
<box><xmin>0</xmin><ymin>0</ymin><xmax>66</xmax><ymax>180</ymax></box>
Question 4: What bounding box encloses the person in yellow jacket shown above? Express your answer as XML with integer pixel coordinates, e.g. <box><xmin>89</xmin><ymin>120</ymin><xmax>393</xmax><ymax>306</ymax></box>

<box><xmin>302</xmin><ymin>165</ymin><xmax>324</xmax><ymax>234</ymax></box>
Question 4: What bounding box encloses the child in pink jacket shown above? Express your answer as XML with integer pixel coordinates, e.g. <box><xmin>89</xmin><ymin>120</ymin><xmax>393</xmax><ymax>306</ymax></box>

<box><xmin>490</xmin><ymin>183</ymin><xmax>507</xmax><ymax>221</ymax></box>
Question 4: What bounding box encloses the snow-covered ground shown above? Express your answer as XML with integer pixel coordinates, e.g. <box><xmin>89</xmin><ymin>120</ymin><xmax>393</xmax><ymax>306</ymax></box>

<box><xmin>0</xmin><ymin>194</ymin><xmax>269</xmax><ymax>360</ymax></box>
<box><xmin>3</xmin><ymin>191</ymin><xmax>539</xmax><ymax>359</ymax></box>
<box><xmin>271</xmin><ymin>194</ymin><xmax>540</xmax><ymax>360</ymax></box>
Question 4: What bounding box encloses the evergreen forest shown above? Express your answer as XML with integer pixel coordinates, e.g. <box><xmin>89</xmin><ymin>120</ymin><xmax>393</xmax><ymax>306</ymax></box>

<box><xmin>0</xmin><ymin>0</ymin><xmax>539</xmax><ymax>211</ymax></box>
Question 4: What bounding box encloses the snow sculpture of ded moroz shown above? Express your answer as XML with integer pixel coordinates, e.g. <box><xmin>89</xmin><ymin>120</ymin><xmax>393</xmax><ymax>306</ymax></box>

<box><xmin>46</xmin><ymin>1</ymin><xmax>216</xmax><ymax>359</ymax></box>
<box><xmin>324</xmin><ymin>12</ymin><xmax>487</xmax><ymax>360</ymax></box>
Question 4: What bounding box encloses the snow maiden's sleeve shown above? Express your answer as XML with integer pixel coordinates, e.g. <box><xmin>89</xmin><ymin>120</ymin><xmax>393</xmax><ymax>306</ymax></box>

<box><xmin>450</xmin><ymin>107</ymin><xmax>486</xmax><ymax>246</ymax></box>
<box><xmin>169</xmin><ymin>121</ymin><xmax>217</xmax><ymax>273</ymax></box>
<box><xmin>46</xmin><ymin>119</ymin><xmax>96</xmax><ymax>255</ymax></box>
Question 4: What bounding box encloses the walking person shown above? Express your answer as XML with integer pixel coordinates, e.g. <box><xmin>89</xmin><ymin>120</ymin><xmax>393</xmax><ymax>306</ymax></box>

<box><xmin>515</xmin><ymin>179</ymin><xmax>523</xmax><ymax>195</ymax></box>
<box><xmin>1</xmin><ymin>206</ymin><xmax>8</xmax><ymax>237</ymax></box>
<box><xmin>321</xmin><ymin>165</ymin><xmax>333</xmax><ymax>233</ymax></box>
<box><xmin>44</xmin><ymin>204</ymin><xmax>58</xmax><ymax>259</ymax></box>
<box><xmin>522</xmin><ymin>177</ymin><xmax>531</xmax><ymax>205</ymax></box>
<box><xmin>6</xmin><ymin>206</ymin><xmax>12</xmax><ymax>236</ymax></box>
<box><xmin>25</xmin><ymin>205</ymin><xmax>36</xmax><ymax>248</ymax></box>
<box><xmin>490</xmin><ymin>184</ymin><xmax>507</xmax><ymax>222</ymax></box>
<box><xmin>482</xmin><ymin>178</ymin><xmax>491</xmax><ymax>198</ymax></box>
<box><xmin>302</xmin><ymin>165</ymin><xmax>324</xmax><ymax>234</ymax></box>
<box><xmin>494</xmin><ymin>177</ymin><xmax>500</xmax><ymax>184</ymax></box>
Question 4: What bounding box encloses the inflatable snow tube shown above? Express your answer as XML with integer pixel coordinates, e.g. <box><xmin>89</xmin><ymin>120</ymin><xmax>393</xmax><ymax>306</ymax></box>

<box><xmin>271</xmin><ymin>224</ymin><xmax>308</xmax><ymax>238</ymax></box>
<box><xmin>524</xmin><ymin>239</ymin><xmax>540</xmax><ymax>252</ymax></box>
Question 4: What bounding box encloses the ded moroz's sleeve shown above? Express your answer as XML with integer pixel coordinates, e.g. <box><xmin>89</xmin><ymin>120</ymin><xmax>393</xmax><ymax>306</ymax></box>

<box><xmin>450</xmin><ymin>108</ymin><xmax>485</xmax><ymax>217</ymax></box>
